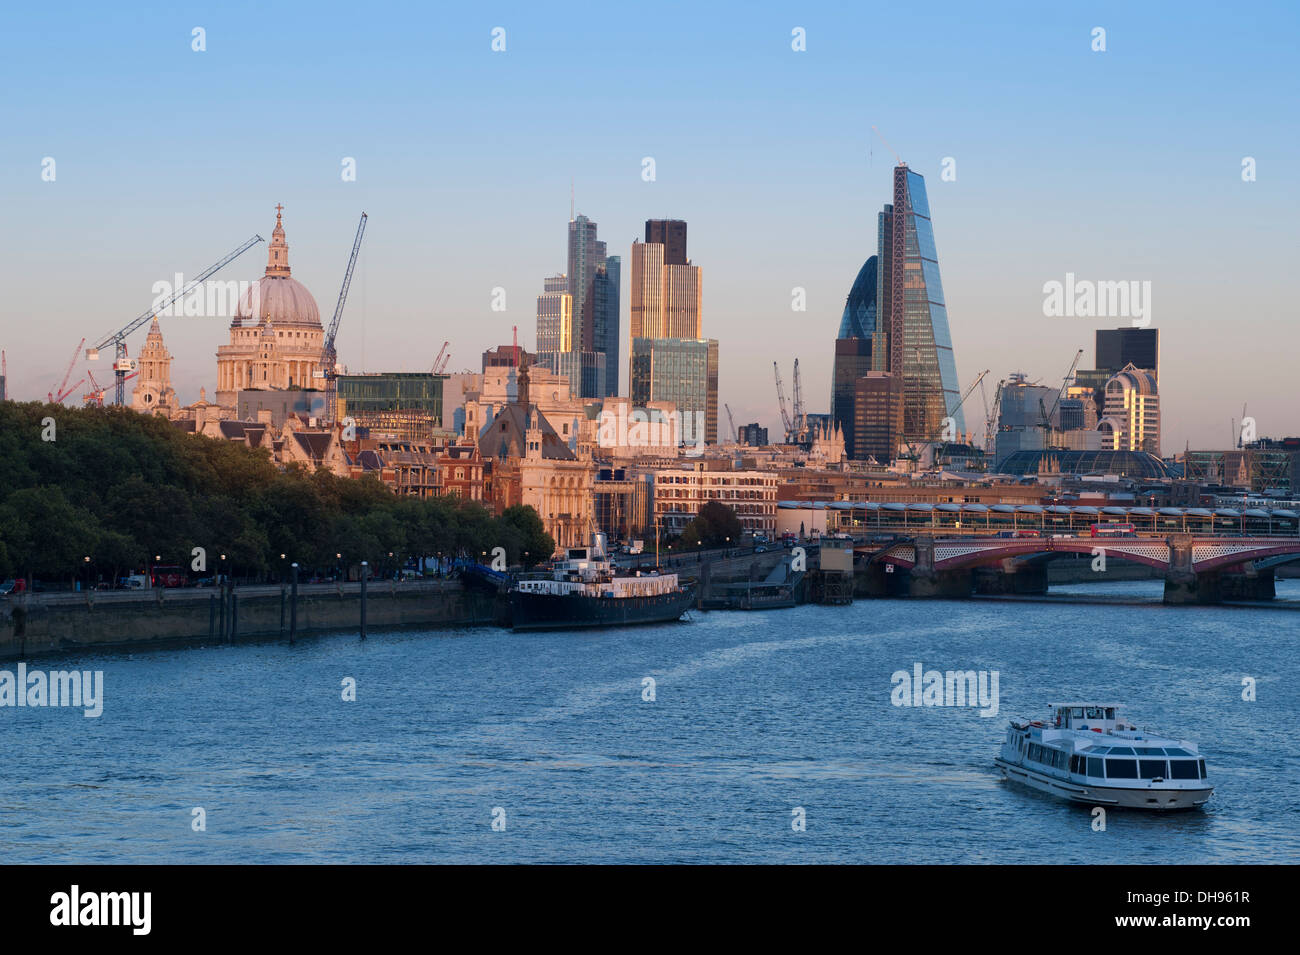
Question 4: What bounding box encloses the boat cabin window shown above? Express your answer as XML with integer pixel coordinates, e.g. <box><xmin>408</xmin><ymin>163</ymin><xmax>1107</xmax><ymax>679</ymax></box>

<box><xmin>1105</xmin><ymin>759</ymin><xmax>1138</xmax><ymax>779</ymax></box>
<box><xmin>1139</xmin><ymin>759</ymin><xmax>1166</xmax><ymax>779</ymax></box>
<box><xmin>1165</xmin><ymin>747</ymin><xmax>1192</xmax><ymax>757</ymax></box>
<box><xmin>1134</xmin><ymin>747</ymin><xmax>1164</xmax><ymax>755</ymax></box>
<box><xmin>1085</xmin><ymin>706</ymin><xmax>1104</xmax><ymax>719</ymax></box>
<box><xmin>1109</xmin><ymin>747</ymin><xmax>1136</xmax><ymax>756</ymax></box>
<box><xmin>1198</xmin><ymin>759</ymin><xmax>1207</xmax><ymax>780</ymax></box>
<box><xmin>1087</xmin><ymin>757</ymin><xmax>1104</xmax><ymax>777</ymax></box>
<box><xmin>1169</xmin><ymin>761</ymin><xmax>1199</xmax><ymax>780</ymax></box>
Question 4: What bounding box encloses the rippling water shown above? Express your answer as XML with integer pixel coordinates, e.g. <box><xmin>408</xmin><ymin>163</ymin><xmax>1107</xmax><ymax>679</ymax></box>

<box><xmin>4</xmin><ymin>580</ymin><xmax>1298</xmax><ymax>863</ymax></box>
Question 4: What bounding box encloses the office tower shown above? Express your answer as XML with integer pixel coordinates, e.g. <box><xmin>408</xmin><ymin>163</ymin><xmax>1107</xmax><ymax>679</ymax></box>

<box><xmin>561</xmin><ymin>214</ymin><xmax>618</xmax><ymax>398</ymax></box>
<box><xmin>877</xmin><ymin>165</ymin><xmax>964</xmax><ymax>445</ymax></box>
<box><xmin>535</xmin><ymin>275</ymin><xmax>571</xmax><ymax>354</ymax></box>
<box><xmin>831</xmin><ymin>256</ymin><xmax>877</xmax><ymax>460</ymax></box>
<box><xmin>738</xmin><ymin>423</ymin><xmax>769</xmax><ymax>446</ymax></box>
<box><xmin>1095</xmin><ymin>328</ymin><xmax>1159</xmax><ymax>383</ymax></box>
<box><xmin>645</xmin><ymin>219</ymin><xmax>688</xmax><ymax>266</ymax></box>
<box><xmin>853</xmin><ymin>373</ymin><xmax>903</xmax><ymax>464</ymax></box>
<box><xmin>631</xmin><ymin>230</ymin><xmax>701</xmax><ymax>340</ymax></box>
<box><xmin>1098</xmin><ymin>363</ymin><xmax>1160</xmax><ymax>455</ymax></box>
<box><xmin>1074</xmin><ymin>327</ymin><xmax>1160</xmax><ymax>423</ymax></box>
<box><xmin>594</xmin><ymin>255</ymin><xmax>620</xmax><ymax>396</ymax></box>
<box><xmin>629</xmin><ymin>219</ymin><xmax>714</xmax><ymax>445</ymax></box>
<box><xmin>629</xmin><ymin>337</ymin><xmax>718</xmax><ymax>445</ymax></box>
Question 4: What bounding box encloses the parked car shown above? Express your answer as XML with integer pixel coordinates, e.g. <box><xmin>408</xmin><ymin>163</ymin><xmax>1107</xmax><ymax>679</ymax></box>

<box><xmin>754</xmin><ymin>545</ymin><xmax>768</xmax><ymax>553</ymax></box>
<box><xmin>0</xmin><ymin>580</ymin><xmax>16</xmax><ymax>597</ymax></box>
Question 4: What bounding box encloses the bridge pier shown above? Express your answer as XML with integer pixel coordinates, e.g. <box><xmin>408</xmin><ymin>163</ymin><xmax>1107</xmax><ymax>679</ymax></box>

<box><xmin>973</xmin><ymin>562</ymin><xmax>1048</xmax><ymax>596</ymax></box>
<box><xmin>1221</xmin><ymin>568</ymin><xmax>1276</xmax><ymax>601</ymax></box>
<box><xmin>1163</xmin><ymin>572</ymin><xmax>1220</xmax><ymax>605</ymax></box>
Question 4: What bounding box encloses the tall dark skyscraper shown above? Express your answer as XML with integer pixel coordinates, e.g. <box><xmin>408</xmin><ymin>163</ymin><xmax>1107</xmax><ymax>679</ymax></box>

<box><xmin>593</xmin><ymin>255</ymin><xmax>620</xmax><ymax>397</ymax></box>
<box><xmin>879</xmin><ymin>164</ymin><xmax>964</xmax><ymax>444</ymax></box>
<box><xmin>830</xmin><ymin>256</ymin><xmax>877</xmax><ymax>460</ymax></box>
<box><xmin>1095</xmin><ymin>327</ymin><xmax>1159</xmax><ymax>382</ymax></box>
<box><xmin>644</xmin><ymin>219</ymin><xmax>688</xmax><ymax>266</ymax></box>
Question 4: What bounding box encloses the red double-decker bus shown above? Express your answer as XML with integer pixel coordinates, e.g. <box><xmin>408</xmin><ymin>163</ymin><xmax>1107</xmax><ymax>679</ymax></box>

<box><xmin>151</xmin><ymin>565</ymin><xmax>187</xmax><ymax>587</ymax></box>
<box><xmin>1090</xmin><ymin>523</ymin><xmax>1135</xmax><ymax>538</ymax></box>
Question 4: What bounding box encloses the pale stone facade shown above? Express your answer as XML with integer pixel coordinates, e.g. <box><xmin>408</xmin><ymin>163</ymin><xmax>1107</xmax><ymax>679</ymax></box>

<box><xmin>215</xmin><ymin>206</ymin><xmax>325</xmax><ymax>407</ymax></box>
<box><xmin>130</xmin><ymin>318</ymin><xmax>179</xmax><ymax>416</ymax></box>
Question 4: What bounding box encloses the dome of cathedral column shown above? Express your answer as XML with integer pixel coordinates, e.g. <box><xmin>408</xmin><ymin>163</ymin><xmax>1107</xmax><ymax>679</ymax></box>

<box><xmin>232</xmin><ymin>204</ymin><xmax>322</xmax><ymax>327</ymax></box>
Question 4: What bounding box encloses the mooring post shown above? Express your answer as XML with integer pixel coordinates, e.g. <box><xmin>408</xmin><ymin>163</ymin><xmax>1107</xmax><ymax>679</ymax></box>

<box><xmin>359</xmin><ymin>561</ymin><xmax>368</xmax><ymax>639</ymax></box>
<box><xmin>279</xmin><ymin>585</ymin><xmax>286</xmax><ymax>638</ymax></box>
<box><xmin>209</xmin><ymin>593</ymin><xmax>216</xmax><ymax>641</ymax></box>
<box><xmin>230</xmin><ymin>590</ymin><xmax>238</xmax><ymax>643</ymax></box>
<box><xmin>218</xmin><ymin>580</ymin><xmax>227</xmax><ymax>641</ymax></box>
<box><xmin>289</xmin><ymin>562</ymin><xmax>299</xmax><ymax>645</ymax></box>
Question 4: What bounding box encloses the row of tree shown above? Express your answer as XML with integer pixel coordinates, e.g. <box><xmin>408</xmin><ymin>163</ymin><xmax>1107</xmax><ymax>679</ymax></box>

<box><xmin>0</xmin><ymin>402</ymin><xmax>554</xmax><ymax>586</ymax></box>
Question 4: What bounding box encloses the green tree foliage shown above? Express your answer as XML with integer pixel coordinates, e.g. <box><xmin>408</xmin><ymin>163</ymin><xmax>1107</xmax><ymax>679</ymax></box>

<box><xmin>0</xmin><ymin>402</ymin><xmax>551</xmax><ymax>583</ymax></box>
<box><xmin>679</xmin><ymin>500</ymin><xmax>743</xmax><ymax>549</ymax></box>
<box><xmin>500</xmin><ymin>504</ymin><xmax>556</xmax><ymax>568</ymax></box>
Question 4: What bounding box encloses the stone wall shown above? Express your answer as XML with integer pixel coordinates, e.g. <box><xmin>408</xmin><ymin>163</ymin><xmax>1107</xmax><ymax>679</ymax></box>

<box><xmin>0</xmin><ymin>581</ymin><xmax>501</xmax><ymax>660</ymax></box>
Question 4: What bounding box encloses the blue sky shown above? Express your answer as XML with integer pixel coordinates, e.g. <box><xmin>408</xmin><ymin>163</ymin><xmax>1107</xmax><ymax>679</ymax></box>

<box><xmin>2</xmin><ymin>0</ymin><xmax>1296</xmax><ymax>449</ymax></box>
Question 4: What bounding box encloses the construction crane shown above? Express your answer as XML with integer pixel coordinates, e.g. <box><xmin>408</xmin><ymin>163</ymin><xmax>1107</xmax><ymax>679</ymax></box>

<box><xmin>49</xmin><ymin>337</ymin><xmax>86</xmax><ymax>404</ymax></box>
<box><xmin>89</xmin><ymin>235</ymin><xmax>264</xmax><ymax>406</ymax></box>
<box><xmin>1038</xmin><ymin>349</ymin><xmax>1084</xmax><ymax>448</ymax></box>
<box><xmin>431</xmin><ymin>341</ymin><xmax>449</xmax><ymax>375</ymax></box>
<box><xmin>431</xmin><ymin>341</ymin><xmax>452</xmax><ymax>374</ymax></box>
<box><xmin>84</xmin><ymin>369</ymin><xmax>104</xmax><ymax>406</ymax></box>
<box><xmin>316</xmin><ymin>212</ymin><xmax>368</xmax><ymax>423</ymax></box>
<box><xmin>773</xmin><ymin>362</ymin><xmax>793</xmax><ymax>443</ymax></box>
<box><xmin>791</xmin><ymin>358</ymin><xmax>807</xmax><ymax>444</ymax></box>
<box><xmin>724</xmin><ymin>403</ymin><xmax>737</xmax><ymax>443</ymax></box>
<box><xmin>919</xmin><ymin>369</ymin><xmax>988</xmax><ymax>468</ymax></box>
<box><xmin>83</xmin><ymin>364</ymin><xmax>137</xmax><ymax>406</ymax></box>
<box><xmin>983</xmin><ymin>377</ymin><xmax>1005</xmax><ymax>456</ymax></box>
<box><xmin>871</xmin><ymin>126</ymin><xmax>904</xmax><ymax>165</ymax></box>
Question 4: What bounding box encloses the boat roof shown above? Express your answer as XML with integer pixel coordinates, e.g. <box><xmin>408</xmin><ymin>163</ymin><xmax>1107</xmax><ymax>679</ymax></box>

<box><xmin>1048</xmin><ymin>702</ymin><xmax>1123</xmax><ymax>708</ymax></box>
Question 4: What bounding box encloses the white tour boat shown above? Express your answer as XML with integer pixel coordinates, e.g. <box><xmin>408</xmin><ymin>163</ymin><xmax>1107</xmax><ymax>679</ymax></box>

<box><xmin>995</xmin><ymin>703</ymin><xmax>1212</xmax><ymax>810</ymax></box>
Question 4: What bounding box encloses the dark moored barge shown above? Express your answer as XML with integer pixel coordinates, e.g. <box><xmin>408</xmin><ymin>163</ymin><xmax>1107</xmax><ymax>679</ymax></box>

<box><xmin>509</xmin><ymin>538</ymin><xmax>692</xmax><ymax>631</ymax></box>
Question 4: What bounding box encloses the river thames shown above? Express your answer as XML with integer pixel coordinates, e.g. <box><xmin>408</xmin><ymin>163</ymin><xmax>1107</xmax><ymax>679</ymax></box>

<box><xmin>4</xmin><ymin>580</ymin><xmax>1298</xmax><ymax>863</ymax></box>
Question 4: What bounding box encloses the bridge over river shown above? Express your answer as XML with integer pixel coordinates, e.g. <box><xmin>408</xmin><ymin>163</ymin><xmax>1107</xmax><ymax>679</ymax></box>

<box><xmin>859</xmin><ymin>534</ymin><xmax>1300</xmax><ymax>604</ymax></box>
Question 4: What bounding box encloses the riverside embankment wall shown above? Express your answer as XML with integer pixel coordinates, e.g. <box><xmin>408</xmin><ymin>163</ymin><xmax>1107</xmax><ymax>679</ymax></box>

<box><xmin>0</xmin><ymin>580</ymin><xmax>501</xmax><ymax>660</ymax></box>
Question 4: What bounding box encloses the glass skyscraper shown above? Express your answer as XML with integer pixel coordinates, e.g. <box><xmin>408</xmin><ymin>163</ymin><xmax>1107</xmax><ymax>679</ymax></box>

<box><xmin>879</xmin><ymin>165</ymin><xmax>964</xmax><ymax>444</ymax></box>
<box><xmin>629</xmin><ymin>337</ymin><xmax>718</xmax><ymax>446</ymax></box>
<box><xmin>564</xmin><ymin>215</ymin><xmax>620</xmax><ymax>398</ymax></box>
